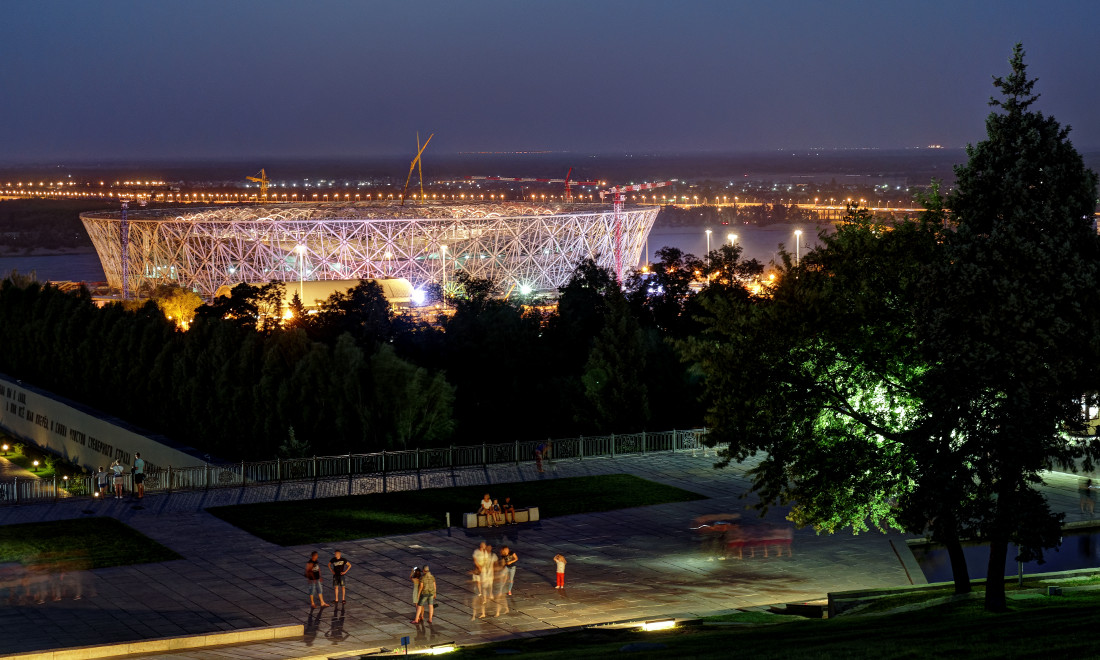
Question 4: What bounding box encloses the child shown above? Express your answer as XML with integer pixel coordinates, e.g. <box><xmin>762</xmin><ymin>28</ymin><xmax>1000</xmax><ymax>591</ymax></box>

<box><xmin>553</xmin><ymin>553</ymin><xmax>567</xmax><ymax>589</ymax></box>
<box><xmin>111</xmin><ymin>460</ymin><xmax>125</xmax><ymax>499</ymax></box>
<box><xmin>491</xmin><ymin>499</ymin><xmax>504</xmax><ymax>525</ymax></box>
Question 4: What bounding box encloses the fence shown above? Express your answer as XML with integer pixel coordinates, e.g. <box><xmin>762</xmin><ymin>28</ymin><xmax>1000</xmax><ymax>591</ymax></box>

<box><xmin>0</xmin><ymin>428</ymin><xmax>709</xmax><ymax>505</ymax></box>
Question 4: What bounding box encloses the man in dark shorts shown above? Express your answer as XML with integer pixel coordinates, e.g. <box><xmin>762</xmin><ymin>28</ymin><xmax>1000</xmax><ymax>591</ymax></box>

<box><xmin>328</xmin><ymin>550</ymin><xmax>351</xmax><ymax>603</ymax></box>
<box><xmin>132</xmin><ymin>452</ymin><xmax>146</xmax><ymax>499</ymax></box>
<box><xmin>306</xmin><ymin>551</ymin><xmax>328</xmax><ymax>608</ymax></box>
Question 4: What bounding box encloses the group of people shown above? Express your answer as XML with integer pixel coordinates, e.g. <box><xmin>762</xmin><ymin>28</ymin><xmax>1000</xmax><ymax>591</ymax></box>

<box><xmin>95</xmin><ymin>452</ymin><xmax>145</xmax><ymax>500</ymax></box>
<box><xmin>478</xmin><ymin>493</ymin><xmax>516</xmax><ymax>526</ymax></box>
<box><xmin>470</xmin><ymin>541</ymin><xmax>519</xmax><ymax>618</ymax></box>
<box><xmin>306</xmin><ymin>543</ymin><xmax>569</xmax><ymax>622</ymax></box>
<box><xmin>304</xmin><ymin>550</ymin><xmax>353</xmax><ymax>609</ymax></box>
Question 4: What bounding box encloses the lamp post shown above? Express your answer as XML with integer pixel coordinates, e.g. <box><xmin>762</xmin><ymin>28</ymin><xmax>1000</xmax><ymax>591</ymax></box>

<box><xmin>295</xmin><ymin>244</ymin><xmax>306</xmax><ymax>301</ymax></box>
<box><xmin>32</xmin><ymin>460</ymin><xmax>40</xmax><ymax>472</ymax></box>
<box><xmin>705</xmin><ymin>229</ymin><xmax>712</xmax><ymax>263</ymax></box>
<box><xmin>1</xmin><ymin>443</ymin><xmax>8</xmax><ymax>456</ymax></box>
<box><xmin>727</xmin><ymin>233</ymin><xmax>737</xmax><ymax>246</ymax></box>
<box><xmin>794</xmin><ymin>230</ymin><xmax>802</xmax><ymax>267</ymax></box>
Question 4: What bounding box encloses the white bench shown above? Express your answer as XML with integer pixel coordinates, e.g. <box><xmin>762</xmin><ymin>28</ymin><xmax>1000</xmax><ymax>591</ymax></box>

<box><xmin>462</xmin><ymin>507</ymin><xmax>539</xmax><ymax>528</ymax></box>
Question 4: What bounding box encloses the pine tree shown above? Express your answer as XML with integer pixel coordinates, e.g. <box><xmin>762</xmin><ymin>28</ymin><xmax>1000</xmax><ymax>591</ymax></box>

<box><xmin>927</xmin><ymin>44</ymin><xmax>1100</xmax><ymax>611</ymax></box>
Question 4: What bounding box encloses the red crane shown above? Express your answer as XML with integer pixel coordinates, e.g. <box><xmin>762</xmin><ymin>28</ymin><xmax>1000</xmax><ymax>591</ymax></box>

<box><xmin>465</xmin><ymin>168</ymin><xmax>602</xmax><ymax>202</ymax></box>
<box><xmin>600</xmin><ymin>181</ymin><xmax>671</xmax><ymax>280</ymax></box>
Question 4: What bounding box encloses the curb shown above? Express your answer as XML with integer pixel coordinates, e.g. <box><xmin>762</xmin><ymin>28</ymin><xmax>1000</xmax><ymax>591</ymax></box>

<box><xmin>1</xmin><ymin>624</ymin><xmax>303</xmax><ymax>660</ymax></box>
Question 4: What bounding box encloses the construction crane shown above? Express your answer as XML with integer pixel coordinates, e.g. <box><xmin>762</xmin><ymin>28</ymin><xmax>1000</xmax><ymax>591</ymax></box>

<box><xmin>465</xmin><ymin>168</ymin><xmax>602</xmax><ymax>202</ymax></box>
<box><xmin>401</xmin><ymin>133</ymin><xmax>433</xmax><ymax>206</ymax></box>
<box><xmin>245</xmin><ymin>169</ymin><xmax>269</xmax><ymax>202</ymax></box>
<box><xmin>600</xmin><ymin>181</ymin><xmax>672</xmax><ymax>280</ymax></box>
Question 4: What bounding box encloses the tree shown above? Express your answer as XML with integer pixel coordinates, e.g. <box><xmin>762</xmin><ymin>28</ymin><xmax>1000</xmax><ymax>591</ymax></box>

<box><xmin>623</xmin><ymin>246</ymin><xmax>703</xmax><ymax>336</ymax></box>
<box><xmin>924</xmin><ymin>44</ymin><xmax>1100</xmax><ymax>611</ymax></box>
<box><xmin>581</xmin><ymin>293</ymin><xmax>650</xmax><ymax>431</ymax></box>
<box><xmin>149</xmin><ymin>284</ymin><xmax>203</xmax><ymax>327</ymax></box>
<box><xmin>682</xmin><ymin>202</ymin><xmax>988</xmax><ymax>591</ymax></box>
<box><xmin>314</xmin><ymin>279</ymin><xmax>394</xmax><ymax>346</ymax></box>
<box><xmin>367</xmin><ymin>343</ymin><xmax>455</xmax><ymax>449</ymax></box>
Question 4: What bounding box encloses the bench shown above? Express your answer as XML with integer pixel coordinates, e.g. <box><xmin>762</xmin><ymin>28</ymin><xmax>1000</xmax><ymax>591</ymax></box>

<box><xmin>462</xmin><ymin>507</ymin><xmax>539</xmax><ymax>528</ymax></box>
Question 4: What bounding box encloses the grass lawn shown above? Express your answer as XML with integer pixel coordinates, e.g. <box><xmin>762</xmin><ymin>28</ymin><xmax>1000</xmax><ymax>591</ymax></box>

<box><xmin>206</xmin><ymin>474</ymin><xmax>706</xmax><ymax>546</ymax></box>
<box><xmin>445</xmin><ymin>593</ymin><xmax>1100</xmax><ymax>659</ymax></box>
<box><xmin>0</xmin><ymin>518</ymin><xmax>181</xmax><ymax>569</ymax></box>
<box><xmin>0</xmin><ymin>437</ymin><xmax>52</xmax><ymax>479</ymax></box>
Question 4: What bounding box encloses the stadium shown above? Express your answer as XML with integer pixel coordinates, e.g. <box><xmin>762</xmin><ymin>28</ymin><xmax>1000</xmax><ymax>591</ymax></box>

<box><xmin>79</xmin><ymin>202</ymin><xmax>659</xmax><ymax>300</ymax></box>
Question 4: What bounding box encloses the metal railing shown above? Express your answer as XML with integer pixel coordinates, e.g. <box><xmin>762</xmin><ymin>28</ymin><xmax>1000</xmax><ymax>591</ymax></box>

<box><xmin>0</xmin><ymin>428</ymin><xmax>708</xmax><ymax>505</ymax></box>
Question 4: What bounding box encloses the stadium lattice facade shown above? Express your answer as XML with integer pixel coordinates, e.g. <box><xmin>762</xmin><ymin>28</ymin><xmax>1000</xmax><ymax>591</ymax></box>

<box><xmin>80</xmin><ymin>202</ymin><xmax>658</xmax><ymax>299</ymax></box>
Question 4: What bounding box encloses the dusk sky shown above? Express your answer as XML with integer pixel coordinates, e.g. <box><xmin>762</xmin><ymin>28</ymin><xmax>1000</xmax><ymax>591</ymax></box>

<box><xmin>2</xmin><ymin>0</ymin><xmax>1098</xmax><ymax>161</ymax></box>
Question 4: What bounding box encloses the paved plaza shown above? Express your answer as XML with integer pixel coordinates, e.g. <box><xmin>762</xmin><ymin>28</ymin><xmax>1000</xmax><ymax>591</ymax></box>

<box><xmin>0</xmin><ymin>450</ymin><xmax>1095</xmax><ymax>659</ymax></box>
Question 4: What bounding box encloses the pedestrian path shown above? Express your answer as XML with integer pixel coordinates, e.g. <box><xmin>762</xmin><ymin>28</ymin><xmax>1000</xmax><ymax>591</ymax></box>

<box><xmin>0</xmin><ymin>455</ymin><xmax>36</xmax><ymax>480</ymax></box>
<box><xmin>0</xmin><ymin>451</ymin><xmax>1094</xmax><ymax>658</ymax></box>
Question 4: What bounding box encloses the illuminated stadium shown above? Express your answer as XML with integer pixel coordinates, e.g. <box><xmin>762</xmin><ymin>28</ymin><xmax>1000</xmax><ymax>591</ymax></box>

<box><xmin>79</xmin><ymin>202</ymin><xmax>659</xmax><ymax>300</ymax></box>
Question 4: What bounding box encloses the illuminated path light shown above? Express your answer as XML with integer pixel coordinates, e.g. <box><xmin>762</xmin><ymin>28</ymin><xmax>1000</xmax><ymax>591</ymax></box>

<box><xmin>80</xmin><ymin>202</ymin><xmax>658</xmax><ymax>299</ymax></box>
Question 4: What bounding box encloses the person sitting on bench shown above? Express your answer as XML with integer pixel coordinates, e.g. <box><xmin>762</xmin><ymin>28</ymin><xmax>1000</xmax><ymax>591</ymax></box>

<box><xmin>501</xmin><ymin>496</ymin><xmax>516</xmax><ymax>524</ymax></box>
<box><xmin>479</xmin><ymin>493</ymin><xmax>495</xmax><ymax>526</ymax></box>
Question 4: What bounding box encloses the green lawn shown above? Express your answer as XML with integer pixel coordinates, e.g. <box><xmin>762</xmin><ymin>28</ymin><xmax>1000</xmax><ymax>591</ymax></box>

<box><xmin>0</xmin><ymin>518</ymin><xmax>181</xmax><ymax>569</ymax></box>
<box><xmin>206</xmin><ymin>474</ymin><xmax>707</xmax><ymax>546</ymax></box>
<box><xmin>446</xmin><ymin>593</ymin><xmax>1100</xmax><ymax>659</ymax></box>
<box><xmin>0</xmin><ymin>437</ymin><xmax>51</xmax><ymax>479</ymax></box>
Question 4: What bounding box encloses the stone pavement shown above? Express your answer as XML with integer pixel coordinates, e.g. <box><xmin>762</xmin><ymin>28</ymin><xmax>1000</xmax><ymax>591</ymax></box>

<box><xmin>0</xmin><ymin>450</ymin><xmax>1094</xmax><ymax>659</ymax></box>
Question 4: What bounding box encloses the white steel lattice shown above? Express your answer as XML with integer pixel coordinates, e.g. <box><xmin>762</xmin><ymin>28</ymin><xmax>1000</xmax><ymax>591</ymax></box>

<box><xmin>80</xmin><ymin>202</ymin><xmax>658</xmax><ymax>298</ymax></box>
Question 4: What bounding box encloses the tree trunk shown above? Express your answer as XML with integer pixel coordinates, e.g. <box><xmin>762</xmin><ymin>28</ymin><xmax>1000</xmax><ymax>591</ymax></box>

<box><xmin>943</xmin><ymin>536</ymin><xmax>971</xmax><ymax>595</ymax></box>
<box><xmin>984</xmin><ymin>537</ymin><xmax>1009</xmax><ymax>612</ymax></box>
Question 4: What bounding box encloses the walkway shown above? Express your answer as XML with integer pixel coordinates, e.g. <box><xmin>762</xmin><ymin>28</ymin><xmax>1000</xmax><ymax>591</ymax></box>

<box><xmin>0</xmin><ymin>455</ymin><xmax>35</xmax><ymax>480</ymax></box>
<box><xmin>0</xmin><ymin>451</ymin><xmax>1093</xmax><ymax>658</ymax></box>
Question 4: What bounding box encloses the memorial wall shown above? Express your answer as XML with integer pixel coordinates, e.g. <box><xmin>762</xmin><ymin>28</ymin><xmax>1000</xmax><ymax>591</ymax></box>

<box><xmin>0</xmin><ymin>373</ymin><xmax>208</xmax><ymax>473</ymax></box>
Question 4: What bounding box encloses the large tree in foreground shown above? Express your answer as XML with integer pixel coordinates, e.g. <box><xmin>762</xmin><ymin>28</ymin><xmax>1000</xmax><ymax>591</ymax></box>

<box><xmin>686</xmin><ymin>46</ymin><xmax>1100</xmax><ymax>610</ymax></box>
<box><xmin>923</xmin><ymin>44</ymin><xmax>1100</xmax><ymax>611</ymax></box>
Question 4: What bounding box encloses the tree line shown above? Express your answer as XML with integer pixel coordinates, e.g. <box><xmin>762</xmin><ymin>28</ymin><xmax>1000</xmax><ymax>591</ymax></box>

<box><xmin>0</xmin><ymin>243</ymin><xmax>741</xmax><ymax>461</ymax></box>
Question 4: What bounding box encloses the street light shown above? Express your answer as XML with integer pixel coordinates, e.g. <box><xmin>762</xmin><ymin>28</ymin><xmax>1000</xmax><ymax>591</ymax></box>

<box><xmin>1</xmin><ymin>443</ymin><xmax>8</xmax><ymax>456</ymax></box>
<box><xmin>794</xmin><ymin>230</ymin><xmax>803</xmax><ymax>266</ymax></box>
<box><xmin>32</xmin><ymin>460</ymin><xmax>40</xmax><ymax>472</ymax></box>
<box><xmin>295</xmin><ymin>244</ymin><xmax>306</xmax><ymax>301</ymax></box>
<box><xmin>727</xmin><ymin>233</ymin><xmax>737</xmax><ymax>245</ymax></box>
<box><xmin>705</xmin><ymin>229</ymin><xmax>712</xmax><ymax>263</ymax></box>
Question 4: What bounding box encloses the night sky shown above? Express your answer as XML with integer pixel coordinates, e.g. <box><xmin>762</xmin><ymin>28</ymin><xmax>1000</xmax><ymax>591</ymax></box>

<box><xmin>1</xmin><ymin>0</ymin><xmax>1097</xmax><ymax>161</ymax></box>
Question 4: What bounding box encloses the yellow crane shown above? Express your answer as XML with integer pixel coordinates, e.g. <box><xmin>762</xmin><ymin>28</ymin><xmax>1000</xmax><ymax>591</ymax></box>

<box><xmin>400</xmin><ymin>133</ymin><xmax>433</xmax><ymax>206</ymax></box>
<box><xmin>246</xmin><ymin>168</ymin><xmax>269</xmax><ymax>202</ymax></box>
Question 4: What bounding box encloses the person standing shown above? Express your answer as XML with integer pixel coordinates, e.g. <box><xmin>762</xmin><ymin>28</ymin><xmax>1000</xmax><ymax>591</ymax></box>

<box><xmin>492</xmin><ymin>556</ymin><xmax>509</xmax><ymax>617</ymax></box>
<box><xmin>132</xmin><ymin>452</ymin><xmax>145</xmax><ymax>499</ymax></box>
<box><xmin>534</xmin><ymin>442</ymin><xmax>546</xmax><ymax>473</ymax></box>
<box><xmin>96</xmin><ymin>466</ymin><xmax>109</xmax><ymax>498</ymax></box>
<box><xmin>306</xmin><ymin>551</ymin><xmax>328</xmax><ymax>608</ymax></box>
<box><xmin>500</xmin><ymin>546</ymin><xmax>518</xmax><ymax>596</ymax></box>
<box><xmin>328</xmin><ymin>550</ymin><xmax>351</xmax><ymax>603</ymax></box>
<box><xmin>472</xmin><ymin>542</ymin><xmax>494</xmax><ymax>618</ymax></box>
<box><xmin>1080</xmin><ymin>478</ymin><xmax>1096</xmax><ymax>517</ymax></box>
<box><xmin>111</xmin><ymin>460</ymin><xmax>125</xmax><ymax>499</ymax></box>
<box><xmin>553</xmin><ymin>553</ymin><xmax>567</xmax><ymax>589</ymax></box>
<box><xmin>415</xmin><ymin>564</ymin><xmax>437</xmax><ymax>624</ymax></box>
<box><xmin>409</xmin><ymin>567</ymin><xmax>423</xmax><ymax>623</ymax></box>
